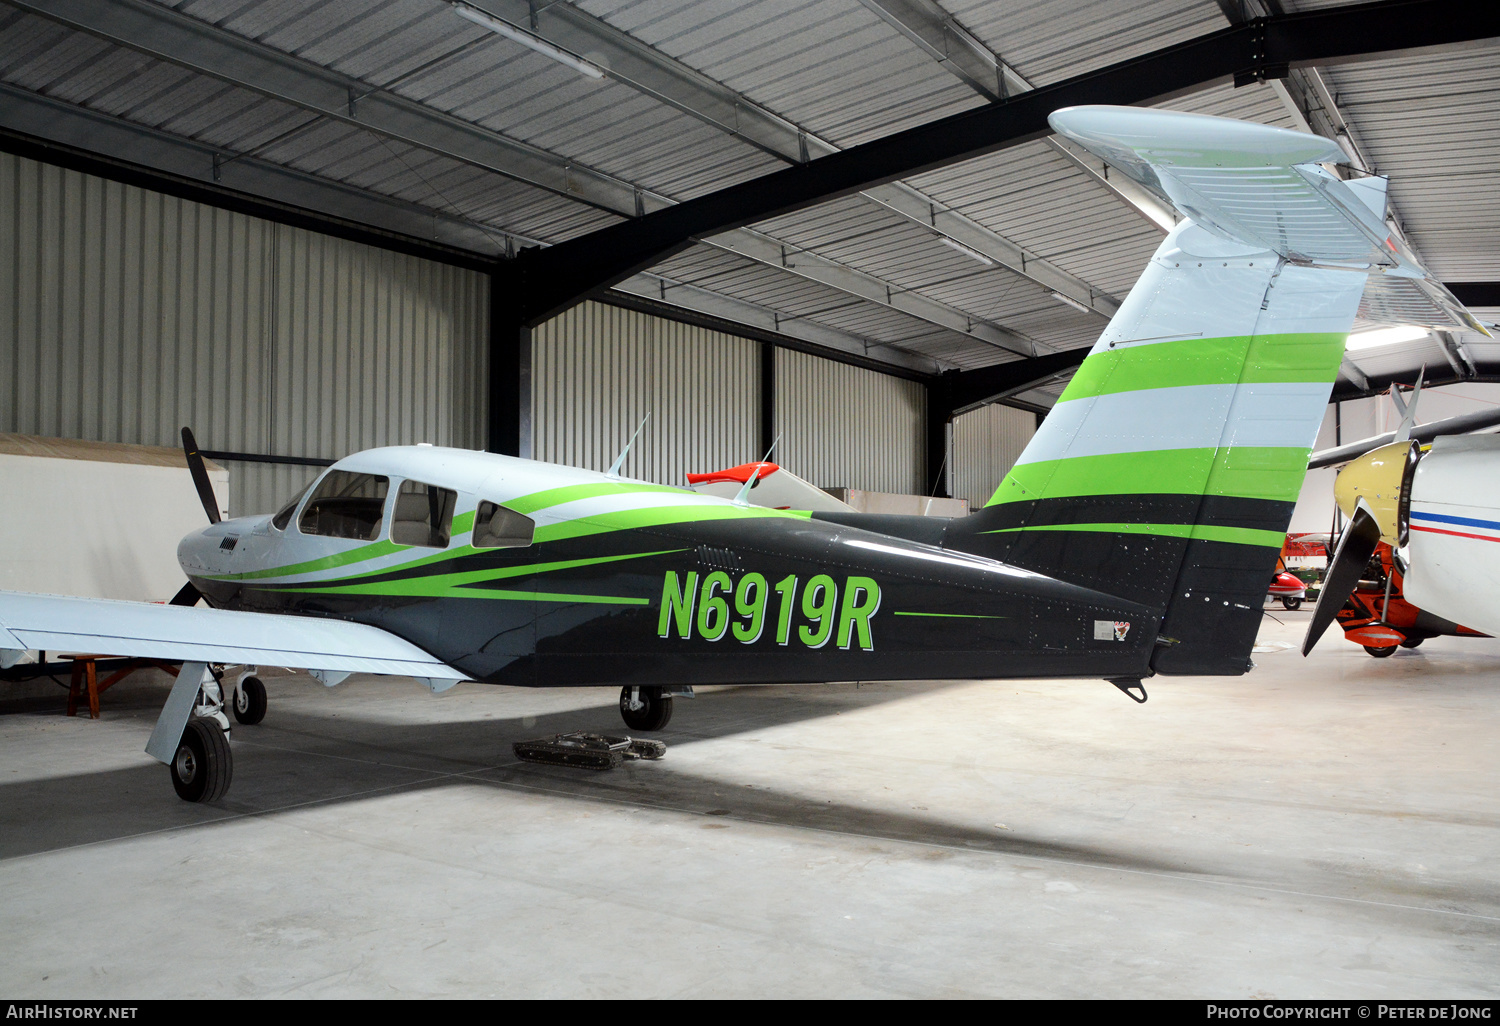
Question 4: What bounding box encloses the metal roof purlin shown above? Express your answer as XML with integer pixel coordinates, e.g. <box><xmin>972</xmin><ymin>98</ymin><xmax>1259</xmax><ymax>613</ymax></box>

<box><xmin>12</xmin><ymin>0</ymin><xmax>1041</xmax><ymax>363</ymax></box>
<box><xmin>609</xmin><ymin>273</ymin><xmax>940</xmax><ymax>375</ymax></box>
<box><xmin>7</xmin><ymin>0</ymin><xmax>656</xmax><ymax>215</ymax></box>
<box><xmin>462</xmin><ymin>0</ymin><xmax>1118</xmax><ymax>319</ymax></box>
<box><xmin>859</xmin><ymin>0</ymin><xmax>1179</xmax><ymax>234</ymax></box>
<box><xmin>509</xmin><ymin>0</ymin><xmax>1500</xmax><ymax>325</ymax></box>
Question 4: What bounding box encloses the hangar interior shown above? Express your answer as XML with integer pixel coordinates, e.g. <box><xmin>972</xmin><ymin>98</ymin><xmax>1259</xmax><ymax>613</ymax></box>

<box><xmin>2</xmin><ymin>0</ymin><xmax>1500</xmax><ymax>999</ymax></box>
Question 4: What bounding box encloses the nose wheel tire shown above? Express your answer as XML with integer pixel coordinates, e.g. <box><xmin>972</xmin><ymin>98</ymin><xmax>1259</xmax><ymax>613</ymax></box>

<box><xmin>619</xmin><ymin>686</ymin><xmax>673</xmax><ymax>731</ymax></box>
<box><xmin>170</xmin><ymin>717</ymin><xmax>233</xmax><ymax>802</ymax></box>
<box><xmin>233</xmin><ymin>676</ymin><xmax>267</xmax><ymax>725</ymax></box>
<box><xmin>1364</xmin><ymin>645</ymin><xmax>1397</xmax><ymax>658</ymax></box>
<box><xmin>1280</xmin><ymin>597</ymin><xmax>1303</xmax><ymax>610</ymax></box>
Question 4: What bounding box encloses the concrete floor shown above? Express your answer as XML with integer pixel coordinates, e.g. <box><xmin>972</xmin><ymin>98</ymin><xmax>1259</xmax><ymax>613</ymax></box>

<box><xmin>1</xmin><ymin>608</ymin><xmax>1497</xmax><ymax>998</ymax></box>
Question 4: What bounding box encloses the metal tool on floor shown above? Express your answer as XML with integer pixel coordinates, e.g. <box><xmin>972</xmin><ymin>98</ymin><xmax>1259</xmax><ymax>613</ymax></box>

<box><xmin>513</xmin><ymin>732</ymin><xmax>667</xmax><ymax>770</ymax></box>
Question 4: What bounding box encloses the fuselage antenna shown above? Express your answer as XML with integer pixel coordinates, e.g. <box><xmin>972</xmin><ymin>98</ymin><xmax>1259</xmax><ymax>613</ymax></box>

<box><xmin>607</xmin><ymin>412</ymin><xmax>651</xmax><ymax>478</ymax></box>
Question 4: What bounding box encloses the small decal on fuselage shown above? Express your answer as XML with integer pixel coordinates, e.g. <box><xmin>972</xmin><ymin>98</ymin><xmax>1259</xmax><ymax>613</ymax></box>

<box><xmin>658</xmin><ymin>571</ymin><xmax>882</xmax><ymax>650</ymax></box>
<box><xmin>1094</xmin><ymin>619</ymin><xmax>1131</xmax><ymax>642</ymax></box>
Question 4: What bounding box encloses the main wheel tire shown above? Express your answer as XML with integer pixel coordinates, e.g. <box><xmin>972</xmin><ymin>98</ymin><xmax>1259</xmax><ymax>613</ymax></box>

<box><xmin>1364</xmin><ymin>645</ymin><xmax>1397</xmax><ymax>658</ymax></box>
<box><xmin>233</xmin><ymin>676</ymin><xmax>267</xmax><ymax>725</ymax></box>
<box><xmin>619</xmin><ymin>686</ymin><xmax>673</xmax><ymax>731</ymax></box>
<box><xmin>1281</xmin><ymin>597</ymin><xmax>1303</xmax><ymax>610</ymax></box>
<box><xmin>1399</xmin><ymin>637</ymin><xmax>1424</xmax><ymax>649</ymax></box>
<box><xmin>169</xmin><ymin>717</ymin><xmax>233</xmax><ymax>802</ymax></box>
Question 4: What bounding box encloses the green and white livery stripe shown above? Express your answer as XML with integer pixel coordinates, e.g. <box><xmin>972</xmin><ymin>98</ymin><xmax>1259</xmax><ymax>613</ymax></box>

<box><xmin>1017</xmin><ymin>379</ymin><xmax>1330</xmax><ymax>465</ymax></box>
<box><xmin>994</xmin><ymin>447</ymin><xmax>1312</xmax><ymax>505</ymax></box>
<box><xmin>982</xmin><ymin>521</ymin><xmax>1286</xmax><ymax>548</ymax></box>
<box><xmin>1060</xmin><ymin>332</ymin><xmax>1346</xmax><ymax>401</ymax></box>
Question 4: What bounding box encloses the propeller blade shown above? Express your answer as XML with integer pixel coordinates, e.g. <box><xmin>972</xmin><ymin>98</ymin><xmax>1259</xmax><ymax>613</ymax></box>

<box><xmin>1393</xmin><ymin>366</ymin><xmax>1425</xmax><ymax>443</ymax></box>
<box><xmin>180</xmin><ymin>426</ymin><xmax>221</xmax><ymax>524</ymax></box>
<box><xmin>1302</xmin><ymin>499</ymin><xmax>1383</xmax><ymax>656</ymax></box>
<box><xmin>169</xmin><ymin>582</ymin><xmax>202</xmax><ymax>607</ymax></box>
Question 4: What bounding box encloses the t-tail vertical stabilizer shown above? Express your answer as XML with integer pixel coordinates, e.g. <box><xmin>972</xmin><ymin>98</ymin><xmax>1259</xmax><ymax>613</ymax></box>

<box><xmin>949</xmin><ymin>106</ymin><xmax>1410</xmax><ymax>675</ymax></box>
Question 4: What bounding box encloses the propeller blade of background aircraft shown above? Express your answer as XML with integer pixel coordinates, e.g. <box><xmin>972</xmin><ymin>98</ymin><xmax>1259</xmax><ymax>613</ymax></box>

<box><xmin>180</xmin><ymin>427</ymin><xmax>221</xmax><ymax>524</ymax></box>
<box><xmin>169</xmin><ymin>582</ymin><xmax>202</xmax><ymax>607</ymax></box>
<box><xmin>1392</xmin><ymin>367</ymin><xmax>1425</xmax><ymax>443</ymax></box>
<box><xmin>1302</xmin><ymin>500</ymin><xmax>1383</xmax><ymax>656</ymax></box>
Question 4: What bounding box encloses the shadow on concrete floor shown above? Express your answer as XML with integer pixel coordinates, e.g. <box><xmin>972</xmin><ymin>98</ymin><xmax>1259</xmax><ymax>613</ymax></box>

<box><xmin>0</xmin><ymin>675</ymin><xmax>1195</xmax><ymax>877</ymax></box>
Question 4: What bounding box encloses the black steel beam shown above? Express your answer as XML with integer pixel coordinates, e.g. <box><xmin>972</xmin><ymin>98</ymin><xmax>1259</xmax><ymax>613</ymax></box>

<box><xmin>760</xmin><ymin>342</ymin><xmax>777</xmax><ymax>462</ymax></box>
<box><xmin>510</xmin><ymin>0</ymin><xmax>1500</xmax><ymax>325</ymax></box>
<box><xmin>1330</xmin><ymin>366</ymin><xmax>1500</xmax><ymax>404</ymax></box>
<box><xmin>0</xmin><ymin>124</ymin><xmax>496</xmax><ymax>274</ymax></box>
<box><xmin>488</xmin><ymin>273</ymin><xmax>531</xmax><ymax>456</ymax></box>
<box><xmin>1446</xmin><ymin>282</ymin><xmax>1500</xmax><ymax>307</ymax></box>
<box><xmin>940</xmin><ymin>347</ymin><xmax>1091</xmax><ymax>414</ymax></box>
<box><xmin>922</xmin><ymin>347</ymin><xmax>1092</xmax><ymax>497</ymax></box>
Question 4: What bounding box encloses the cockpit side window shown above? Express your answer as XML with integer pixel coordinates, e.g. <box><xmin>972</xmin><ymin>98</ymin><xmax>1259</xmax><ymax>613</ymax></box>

<box><xmin>391</xmin><ymin>479</ymin><xmax>457</xmax><ymax>548</ymax></box>
<box><xmin>473</xmin><ymin>501</ymin><xmax>535</xmax><ymax>549</ymax></box>
<box><xmin>298</xmin><ymin>471</ymin><xmax>389</xmax><ymax>541</ymax></box>
<box><xmin>270</xmin><ymin>481</ymin><xmax>314</xmax><ymax>531</ymax></box>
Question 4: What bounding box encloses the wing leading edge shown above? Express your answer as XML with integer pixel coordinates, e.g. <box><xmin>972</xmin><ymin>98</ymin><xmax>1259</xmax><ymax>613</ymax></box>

<box><xmin>0</xmin><ymin>590</ymin><xmax>465</xmax><ymax>689</ymax></box>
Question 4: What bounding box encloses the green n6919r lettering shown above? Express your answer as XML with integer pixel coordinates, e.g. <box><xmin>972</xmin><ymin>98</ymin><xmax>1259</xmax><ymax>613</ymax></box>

<box><xmin>658</xmin><ymin>571</ymin><xmax>881</xmax><ymax>650</ymax></box>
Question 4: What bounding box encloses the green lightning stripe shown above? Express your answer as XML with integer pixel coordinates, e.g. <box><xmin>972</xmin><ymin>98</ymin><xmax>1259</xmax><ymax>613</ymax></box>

<box><xmin>209</xmin><ymin>538</ymin><xmax>412</xmax><ymax>581</ymax></box>
<box><xmin>990</xmin><ymin>447</ymin><xmax>1311</xmax><ymax>506</ymax></box>
<box><xmin>981</xmin><ymin>521</ymin><xmax>1284</xmax><ymax>548</ymax></box>
<box><xmin>265</xmin><ymin>548</ymin><xmax>684</xmax><ymax>598</ymax></box>
<box><xmin>892</xmin><ymin>611</ymin><xmax>1007</xmax><ymax>619</ymax></box>
<box><xmin>533</xmin><ymin>502</ymin><xmax>807</xmax><ymax>545</ymax></box>
<box><xmin>1060</xmin><ymin>332</ymin><xmax>1346</xmax><ymax>402</ymax></box>
<box><xmin>504</xmin><ymin>481</ymin><xmax>691</xmax><ymax>515</ymax></box>
<box><xmin>204</xmin><ymin>509</ymin><xmax>479</xmax><ymax>581</ymax></box>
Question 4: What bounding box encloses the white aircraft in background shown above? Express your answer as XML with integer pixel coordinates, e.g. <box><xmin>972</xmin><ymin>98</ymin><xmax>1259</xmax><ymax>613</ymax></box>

<box><xmin>1305</xmin><ymin>378</ymin><xmax>1500</xmax><ymax>653</ymax></box>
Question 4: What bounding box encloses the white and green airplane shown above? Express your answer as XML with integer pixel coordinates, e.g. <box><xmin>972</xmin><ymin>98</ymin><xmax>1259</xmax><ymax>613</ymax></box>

<box><xmin>0</xmin><ymin>106</ymin><xmax>1480</xmax><ymax>803</ymax></box>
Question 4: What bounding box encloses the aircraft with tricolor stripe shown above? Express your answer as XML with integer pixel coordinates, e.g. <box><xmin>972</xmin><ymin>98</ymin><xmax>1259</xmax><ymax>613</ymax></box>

<box><xmin>0</xmin><ymin>105</ymin><xmax>1483</xmax><ymax>803</ymax></box>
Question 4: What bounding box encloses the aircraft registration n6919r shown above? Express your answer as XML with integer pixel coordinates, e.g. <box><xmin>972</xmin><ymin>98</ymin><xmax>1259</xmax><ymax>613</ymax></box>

<box><xmin>0</xmin><ymin>105</ymin><xmax>1483</xmax><ymax>802</ymax></box>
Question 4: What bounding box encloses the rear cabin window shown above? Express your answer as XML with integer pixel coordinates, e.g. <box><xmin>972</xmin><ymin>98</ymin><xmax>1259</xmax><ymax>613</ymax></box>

<box><xmin>391</xmin><ymin>480</ymin><xmax>457</xmax><ymax>548</ymax></box>
<box><xmin>474</xmin><ymin>501</ymin><xmax>535</xmax><ymax>549</ymax></box>
<box><xmin>298</xmin><ymin>471</ymin><xmax>389</xmax><ymax>541</ymax></box>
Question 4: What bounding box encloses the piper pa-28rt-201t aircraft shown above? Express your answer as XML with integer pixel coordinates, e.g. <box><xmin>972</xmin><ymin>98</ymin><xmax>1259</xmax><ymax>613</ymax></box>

<box><xmin>0</xmin><ymin>106</ymin><xmax>1485</xmax><ymax>802</ymax></box>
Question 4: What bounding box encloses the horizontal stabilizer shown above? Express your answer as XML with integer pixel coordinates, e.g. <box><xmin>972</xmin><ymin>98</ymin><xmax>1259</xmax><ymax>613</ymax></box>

<box><xmin>0</xmin><ymin>590</ymin><xmax>463</xmax><ymax>680</ymax></box>
<box><xmin>1049</xmin><ymin>106</ymin><xmax>1487</xmax><ymax>336</ymax></box>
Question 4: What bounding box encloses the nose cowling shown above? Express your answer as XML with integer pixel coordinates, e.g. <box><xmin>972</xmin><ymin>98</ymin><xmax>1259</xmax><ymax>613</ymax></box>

<box><xmin>1334</xmin><ymin>440</ymin><xmax>1420</xmax><ymax>545</ymax></box>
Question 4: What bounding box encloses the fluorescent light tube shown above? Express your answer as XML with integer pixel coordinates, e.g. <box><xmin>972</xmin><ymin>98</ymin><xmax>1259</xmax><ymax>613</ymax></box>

<box><xmin>453</xmin><ymin>3</ymin><xmax>605</xmax><ymax>80</ymax></box>
<box><xmin>938</xmin><ymin>236</ymin><xmax>995</xmax><ymax>266</ymax></box>
<box><xmin>1346</xmin><ymin>325</ymin><xmax>1431</xmax><ymax>351</ymax></box>
<box><xmin>1050</xmin><ymin>291</ymin><xmax>1091</xmax><ymax>314</ymax></box>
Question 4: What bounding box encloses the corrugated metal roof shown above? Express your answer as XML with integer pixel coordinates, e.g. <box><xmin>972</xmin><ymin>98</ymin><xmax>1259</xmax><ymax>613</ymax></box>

<box><xmin>0</xmin><ymin>0</ymin><xmax>1494</xmax><ymax>386</ymax></box>
<box><xmin>944</xmin><ymin>0</ymin><xmax>1226</xmax><ymax>88</ymax></box>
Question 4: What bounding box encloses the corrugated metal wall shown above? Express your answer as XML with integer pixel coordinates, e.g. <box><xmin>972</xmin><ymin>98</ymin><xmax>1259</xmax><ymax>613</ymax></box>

<box><xmin>0</xmin><ymin>153</ymin><xmax>488</xmax><ymax>514</ymax></box>
<box><xmin>531</xmin><ymin>301</ymin><xmax>759</xmax><ymax>486</ymax></box>
<box><xmin>775</xmin><ymin>348</ymin><xmax>925</xmax><ymax>493</ymax></box>
<box><xmin>951</xmin><ymin>403</ymin><xmax>1037</xmax><ymax>509</ymax></box>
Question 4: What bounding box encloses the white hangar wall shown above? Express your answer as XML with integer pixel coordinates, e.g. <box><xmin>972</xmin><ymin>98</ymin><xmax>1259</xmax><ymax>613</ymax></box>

<box><xmin>532</xmin><ymin>301</ymin><xmax>930</xmax><ymax>496</ymax></box>
<box><xmin>5</xmin><ymin>152</ymin><xmax>962</xmax><ymax>517</ymax></box>
<box><xmin>774</xmin><ymin>348</ymin><xmax>926</xmax><ymax>495</ymax></box>
<box><xmin>951</xmin><ymin>403</ymin><xmax>1038</xmax><ymax>511</ymax></box>
<box><xmin>531</xmin><ymin>301</ymin><xmax>759</xmax><ymax>487</ymax></box>
<box><xmin>0</xmin><ymin>152</ymin><xmax>489</xmax><ymax>515</ymax></box>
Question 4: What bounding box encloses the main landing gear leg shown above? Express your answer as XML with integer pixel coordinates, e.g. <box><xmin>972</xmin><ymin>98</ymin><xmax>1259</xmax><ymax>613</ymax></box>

<box><xmin>146</xmin><ymin>661</ymin><xmax>234</xmax><ymax>802</ymax></box>
<box><xmin>619</xmin><ymin>685</ymin><xmax>674</xmax><ymax>731</ymax></box>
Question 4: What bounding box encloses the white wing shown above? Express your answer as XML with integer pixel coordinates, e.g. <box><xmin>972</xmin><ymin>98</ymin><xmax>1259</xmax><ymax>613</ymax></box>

<box><xmin>0</xmin><ymin>590</ymin><xmax>463</xmax><ymax>684</ymax></box>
